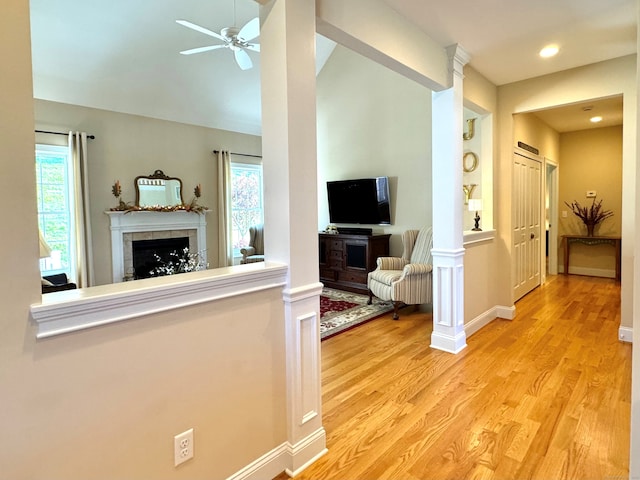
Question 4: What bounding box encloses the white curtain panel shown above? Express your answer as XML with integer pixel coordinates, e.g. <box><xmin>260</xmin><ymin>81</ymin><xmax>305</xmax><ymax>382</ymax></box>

<box><xmin>217</xmin><ymin>150</ymin><xmax>233</xmax><ymax>267</ymax></box>
<box><xmin>69</xmin><ymin>131</ymin><xmax>94</xmax><ymax>287</ymax></box>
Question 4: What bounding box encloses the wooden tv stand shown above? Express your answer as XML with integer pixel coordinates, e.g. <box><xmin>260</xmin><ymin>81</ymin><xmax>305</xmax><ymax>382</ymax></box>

<box><xmin>319</xmin><ymin>232</ymin><xmax>391</xmax><ymax>295</ymax></box>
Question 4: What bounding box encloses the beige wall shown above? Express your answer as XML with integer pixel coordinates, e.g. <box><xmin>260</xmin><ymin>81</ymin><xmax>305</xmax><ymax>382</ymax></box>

<box><xmin>462</xmin><ymin>66</ymin><xmax>503</xmax><ymax>322</ymax></box>
<box><xmin>513</xmin><ymin>112</ymin><xmax>561</xmax><ymax>163</ymax></box>
<box><xmin>558</xmin><ymin>126</ymin><xmax>623</xmax><ymax>274</ymax></box>
<box><xmin>35</xmin><ymin>100</ymin><xmax>262</xmax><ymax>285</ymax></box>
<box><xmin>1</xmin><ymin>2</ymin><xmax>288</xmax><ymax>478</ymax></box>
<box><xmin>316</xmin><ymin>43</ymin><xmax>432</xmax><ymax>256</ymax></box>
<box><xmin>498</xmin><ymin>55</ymin><xmax>636</xmax><ymax>315</ymax></box>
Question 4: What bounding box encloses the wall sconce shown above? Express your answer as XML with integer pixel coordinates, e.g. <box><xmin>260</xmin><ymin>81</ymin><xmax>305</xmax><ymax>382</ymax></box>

<box><xmin>463</xmin><ymin>184</ymin><xmax>477</xmax><ymax>205</ymax></box>
<box><xmin>468</xmin><ymin>199</ymin><xmax>483</xmax><ymax>231</ymax></box>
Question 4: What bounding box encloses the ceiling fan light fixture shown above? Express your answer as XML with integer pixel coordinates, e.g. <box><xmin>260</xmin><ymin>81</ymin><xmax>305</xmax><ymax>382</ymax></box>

<box><xmin>539</xmin><ymin>44</ymin><xmax>559</xmax><ymax>58</ymax></box>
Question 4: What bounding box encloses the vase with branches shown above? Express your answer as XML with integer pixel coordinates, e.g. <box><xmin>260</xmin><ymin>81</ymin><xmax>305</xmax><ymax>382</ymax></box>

<box><xmin>564</xmin><ymin>198</ymin><xmax>613</xmax><ymax>236</ymax></box>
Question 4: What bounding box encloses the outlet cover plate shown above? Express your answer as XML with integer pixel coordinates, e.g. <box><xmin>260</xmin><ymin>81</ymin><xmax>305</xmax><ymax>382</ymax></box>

<box><xmin>174</xmin><ymin>428</ymin><xmax>194</xmax><ymax>466</ymax></box>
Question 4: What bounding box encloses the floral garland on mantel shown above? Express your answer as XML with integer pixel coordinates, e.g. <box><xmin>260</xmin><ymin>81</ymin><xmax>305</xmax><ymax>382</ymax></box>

<box><xmin>110</xmin><ymin>181</ymin><xmax>208</xmax><ymax>214</ymax></box>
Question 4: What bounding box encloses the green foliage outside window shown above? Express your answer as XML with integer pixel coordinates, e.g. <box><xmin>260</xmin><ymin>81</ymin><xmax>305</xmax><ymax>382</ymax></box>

<box><xmin>231</xmin><ymin>164</ymin><xmax>263</xmax><ymax>250</ymax></box>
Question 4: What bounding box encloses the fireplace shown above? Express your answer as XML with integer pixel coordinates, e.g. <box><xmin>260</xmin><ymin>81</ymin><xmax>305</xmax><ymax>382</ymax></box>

<box><xmin>132</xmin><ymin>236</ymin><xmax>190</xmax><ymax>279</ymax></box>
<box><xmin>106</xmin><ymin>210</ymin><xmax>209</xmax><ymax>283</ymax></box>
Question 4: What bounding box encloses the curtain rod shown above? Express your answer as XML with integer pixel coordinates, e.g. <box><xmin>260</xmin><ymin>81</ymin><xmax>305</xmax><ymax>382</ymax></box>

<box><xmin>36</xmin><ymin>129</ymin><xmax>96</xmax><ymax>140</ymax></box>
<box><xmin>213</xmin><ymin>149</ymin><xmax>262</xmax><ymax>159</ymax></box>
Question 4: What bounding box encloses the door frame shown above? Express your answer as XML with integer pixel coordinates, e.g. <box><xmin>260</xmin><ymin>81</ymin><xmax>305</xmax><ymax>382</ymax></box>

<box><xmin>544</xmin><ymin>158</ymin><xmax>559</xmax><ymax>279</ymax></box>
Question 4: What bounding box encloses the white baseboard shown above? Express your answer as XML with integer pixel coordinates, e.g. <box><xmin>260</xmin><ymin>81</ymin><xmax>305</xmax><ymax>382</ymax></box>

<box><xmin>225</xmin><ymin>442</ymin><xmax>289</xmax><ymax>480</ymax></box>
<box><xmin>226</xmin><ymin>428</ymin><xmax>327</xmax><ymax>480</ymax></box>
<box><xmin>465</xmin><ymin>304</ymin><xmax>516</xmax><ymax>338</ymax></box>
<box><xmin>619</xmin><ymin>326</ymin><xmax>633</xmax><ymax>343</ymax></box>
<box><xmin>559</xmin><ymin>266</ymin><xmax>615</xmax><ymax>278</ymax></box>
<box><xmin>496</xmin><ymin>305</ymin><xmax>516</xmax><ymax>320</ymax></box>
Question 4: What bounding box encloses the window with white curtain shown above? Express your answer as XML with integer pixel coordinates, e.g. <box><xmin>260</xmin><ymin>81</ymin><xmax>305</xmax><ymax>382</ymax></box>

<box><xmin>35</xmin><ymin>144</ymin><xmax>77</xmax><ymax>280</ymax></box>
<box><xmin>230</xmin><ymin>162</ymin><xmax>263</xmax><ymax>255</ymax></box>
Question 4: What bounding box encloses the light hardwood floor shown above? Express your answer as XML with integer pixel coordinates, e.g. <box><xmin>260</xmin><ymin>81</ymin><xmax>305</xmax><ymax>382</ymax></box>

<box><xmin>274</xmin><ymin>274</ymin><xmax>631</xmax><ymax>479</ymax></box>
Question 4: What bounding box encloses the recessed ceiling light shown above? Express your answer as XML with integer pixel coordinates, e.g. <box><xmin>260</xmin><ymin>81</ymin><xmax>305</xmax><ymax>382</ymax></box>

<box><xmin>590</xmin><ymin>116</ymin><xmax>603</xmax><ymax>123</ymax></box>
<box><xmin>539</xmin><ymin>45</ymin><xmax>559</xmax><ymax>58</ymax></box>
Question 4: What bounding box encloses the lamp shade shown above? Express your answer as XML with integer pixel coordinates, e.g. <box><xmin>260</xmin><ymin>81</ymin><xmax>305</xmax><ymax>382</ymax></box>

<box><xmin>468</xmin><ymin>199</ymin><xmax>483</xmax><ymax>212</ymax></box>
<box><xmin>39</xmin><ymin>230</ymin><xmax>52</xmax><ymax>259</ymax></box>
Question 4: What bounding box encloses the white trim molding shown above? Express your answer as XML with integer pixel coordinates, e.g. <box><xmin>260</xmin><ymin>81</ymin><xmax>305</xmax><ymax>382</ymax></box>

<box><xmin>224</xmin><ymin>427</ymin><xmax>328</xmax><ymax>480</ymax></box>
<box><xmin>463</xmin><ymin>229</ymin><xmax>496</xmax><ymax>246</ymax></box>
<box><xmin>431</xmin><ymin>247</ymin><xmax>467</xmax><ymax>353</ymax></box>
<box><xmin>31</xmin><ymin>262</ymin><xmax>288</xmax><ymax>338</ymax></box>
<box><xmin>619</xmin><ymin>326</ymin><xmax>633</xmax><ymax>343</ymax></box>
<box><xmin>281</xmin><ymin>282</ymin><xmax>326</xmax><ymax>474</ymax></box>
<box><xmin>465</xmin><ymin>304</ymin><xmax>516</xmax><ymax>338</ymax></box>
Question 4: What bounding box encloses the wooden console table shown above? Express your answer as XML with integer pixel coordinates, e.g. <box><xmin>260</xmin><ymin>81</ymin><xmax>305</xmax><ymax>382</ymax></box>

<box><xmin>562</xmin><ymin>235</ymin><xmax>621</xmax><ymax>281</ymax></box>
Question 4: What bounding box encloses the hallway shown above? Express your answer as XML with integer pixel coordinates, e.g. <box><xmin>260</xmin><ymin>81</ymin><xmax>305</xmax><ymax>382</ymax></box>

<box><xmin>275</xmin><ymin>275</ymin><xmax>630</xmax><ymax>479</ymax></box>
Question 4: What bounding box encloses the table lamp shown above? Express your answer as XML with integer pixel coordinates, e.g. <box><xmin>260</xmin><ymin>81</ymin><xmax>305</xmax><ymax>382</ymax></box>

<box><xmin>468</xmin><ymin>199</ymin><xmax>483</xmax><ymax>231</ymax></box>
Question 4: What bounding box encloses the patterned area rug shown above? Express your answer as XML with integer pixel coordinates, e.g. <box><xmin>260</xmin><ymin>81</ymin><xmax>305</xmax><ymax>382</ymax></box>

<box><xmin>320</xmin><ymin>288</ymin><xmax>393</xmax><ymax>340</ymax></box>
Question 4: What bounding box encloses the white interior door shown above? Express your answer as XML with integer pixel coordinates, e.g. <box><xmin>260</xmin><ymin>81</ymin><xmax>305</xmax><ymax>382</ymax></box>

<box><xmin>513</xmin><ymin>151</ymin><xmax>542</xmax><ymax>301</ymax></box>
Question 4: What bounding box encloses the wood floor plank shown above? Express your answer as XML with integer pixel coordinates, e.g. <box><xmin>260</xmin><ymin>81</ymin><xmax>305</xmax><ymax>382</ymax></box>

<box><xmin>273</xmin><ymin>275</ymin><xmax>631</xmax><ymax>479</ymax></box>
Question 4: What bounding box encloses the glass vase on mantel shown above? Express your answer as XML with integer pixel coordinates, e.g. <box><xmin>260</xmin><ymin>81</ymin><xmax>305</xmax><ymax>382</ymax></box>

<box><xmin>585</xmin><ymin>223</ymin><xmax>595</xmax><ymax>237</ymax></box>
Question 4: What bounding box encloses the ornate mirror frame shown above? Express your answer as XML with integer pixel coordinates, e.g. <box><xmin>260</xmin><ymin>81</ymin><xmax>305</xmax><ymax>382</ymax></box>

<box><xmin>134</xmin><ymin>170</ymin><xmax>184</xmax><ymax>207</ymax></box>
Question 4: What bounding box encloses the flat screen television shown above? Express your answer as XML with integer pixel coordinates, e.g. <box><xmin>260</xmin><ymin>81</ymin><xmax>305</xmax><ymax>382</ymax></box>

<box><xmin>327</xmin><ymin>177</ymin><xmax>391</xmax><ymax>225</ymax></box>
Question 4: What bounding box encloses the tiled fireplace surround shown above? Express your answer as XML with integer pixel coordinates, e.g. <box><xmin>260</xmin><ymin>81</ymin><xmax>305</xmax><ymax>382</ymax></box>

<box><xmin>106</xmin><ymin>211</ymin><xmax>208</xmax><ymax>283</ymax></box>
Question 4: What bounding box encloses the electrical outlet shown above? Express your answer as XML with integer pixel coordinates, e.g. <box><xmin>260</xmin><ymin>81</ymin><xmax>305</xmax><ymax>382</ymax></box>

<box><xmin>174</xmin><ymin>428</ymin><xmax>194</xmax><ymax>466</ymax></box>
<box><xmin>562</xmin><ymin>210</ymin><xmax>567</xmax><ymax>218</ymax></box>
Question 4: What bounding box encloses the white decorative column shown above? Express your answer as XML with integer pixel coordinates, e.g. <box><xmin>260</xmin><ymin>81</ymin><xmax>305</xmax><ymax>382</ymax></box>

<box><xmin>260</xmin><ymin>0</ymin><xmax>327</xmax><ymax>476</ymax></box>
<box><xmin>430</xmin><ymin>44</ymin><xmax>470</xmax><ymax>353</ymax></box>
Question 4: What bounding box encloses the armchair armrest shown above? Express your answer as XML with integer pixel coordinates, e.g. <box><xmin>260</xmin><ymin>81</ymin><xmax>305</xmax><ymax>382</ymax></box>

<box><xmin>240</xmin><ymin>246</ymin><xmax>256</xmax><ymax>258</ymax></box>
<box><xmin>394</xmin><ymin>263</ymin><xmax>433</xmax><ymax>283</ymax></box>
<box><xmin>402</xmin><ymin>263</ymin><xmax>433</xmax><ymax>275</ymax></box>
<box><xmin>376</xmin><ymin>257</ymin><xmax>408</xmax><ymax>270</ymax></box>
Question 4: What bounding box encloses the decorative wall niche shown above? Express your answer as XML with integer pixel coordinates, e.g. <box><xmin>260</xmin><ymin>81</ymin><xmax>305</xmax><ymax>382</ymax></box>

<box><xmin>463</xmin><ymin>104</ymin><xmax>494</xmax><ymax>236</ymax></box>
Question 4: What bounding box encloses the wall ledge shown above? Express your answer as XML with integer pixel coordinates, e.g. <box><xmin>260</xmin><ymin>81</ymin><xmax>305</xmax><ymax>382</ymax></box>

<box><xmin>31</xmin><ymin>262</ymin><xmax>288</xmax><ymax>339</ymax></box>
<box><xmin>463</xmin><ymin>229</ymin><xmax>496</xmax><ymax>246</ymax></box>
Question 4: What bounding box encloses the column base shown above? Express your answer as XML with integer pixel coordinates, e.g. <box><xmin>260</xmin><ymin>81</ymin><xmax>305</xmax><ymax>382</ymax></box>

<box><xmin>431</xmin><ymin>330</ymin><xmax>467</xmax><ymax>354</ymax></box>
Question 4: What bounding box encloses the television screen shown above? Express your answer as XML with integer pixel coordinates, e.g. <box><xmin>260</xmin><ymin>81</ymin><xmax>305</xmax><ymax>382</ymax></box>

<box><xmin>327</xmin><ymin>177</ymin><xmax>391</xmax><ymax>225</ymax></box>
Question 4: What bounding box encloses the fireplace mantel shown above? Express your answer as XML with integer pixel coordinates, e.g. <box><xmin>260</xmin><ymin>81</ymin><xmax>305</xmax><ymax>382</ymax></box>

<box><xmin>106</xmin><ymin>210</ymin><xmax>209</xmax><ymax>283</ymax></box>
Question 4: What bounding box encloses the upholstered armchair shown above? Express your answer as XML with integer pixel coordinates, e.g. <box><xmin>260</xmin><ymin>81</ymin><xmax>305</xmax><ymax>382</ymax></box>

<box><xmin>240</xmin><ymin>224</ymin><xmax>265</xmax><ymax>264</ymax></box>
<box><xmin>367</xmin><ymin>227</ymin><xmax>433</xmax><ymax>319</ymax></box>
<box><xmin>41</xmin><ymin>273</ymin><xmax>77</xmax><ymax>294</ymax></box>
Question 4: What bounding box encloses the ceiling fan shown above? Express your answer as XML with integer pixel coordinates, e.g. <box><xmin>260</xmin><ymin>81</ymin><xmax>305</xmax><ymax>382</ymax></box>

<box><xmin>176</xmin><ymin>17</ymin><xmax>260</xmax><ymax>70</ymax></box>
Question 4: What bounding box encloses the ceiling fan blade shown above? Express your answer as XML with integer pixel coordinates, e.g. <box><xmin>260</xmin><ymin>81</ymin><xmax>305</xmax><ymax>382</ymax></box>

<box><xmin>238</xmin><ymin>17</ymin><xmax>260</xmax><ymax>42</ymax></box>
<box><xmin>176</xmin><ymin>20</ymin><xmax>225</xmax><ymax>41</ymax></box>
<box><xmin>245</xmin><ymin>43</ymin><xmax>260</xmax><ymax>53</ymax></box>
<box><xmin>180</xmin><ymin>44</ymin><xmax>226</xmax><ymax>55</ymax></box>
<box><xmin>234</xmin><ymin>48</ymin><xmax>253</xmax><ymax>70</ymax></box>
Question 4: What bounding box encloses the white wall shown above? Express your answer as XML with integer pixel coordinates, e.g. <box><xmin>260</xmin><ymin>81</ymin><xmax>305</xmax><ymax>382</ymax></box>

<box><xmin>316</xmin><ymin>43</ymin><xmax>432</xmax><ymax>256</ymax></box>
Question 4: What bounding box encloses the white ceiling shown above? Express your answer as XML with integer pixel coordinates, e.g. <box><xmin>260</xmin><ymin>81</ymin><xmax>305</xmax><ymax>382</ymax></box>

<box><xmin>30</xmin><ymin>0</ymin><xmax>636</xmax><ymax>136</ymax></box>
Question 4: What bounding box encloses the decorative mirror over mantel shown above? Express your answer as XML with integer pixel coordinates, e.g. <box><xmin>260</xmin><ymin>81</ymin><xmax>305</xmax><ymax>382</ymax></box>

<box><xmin>135</xmin><ymin>170</ymin><xmax>183</xmax><ymax>207</ymax></box>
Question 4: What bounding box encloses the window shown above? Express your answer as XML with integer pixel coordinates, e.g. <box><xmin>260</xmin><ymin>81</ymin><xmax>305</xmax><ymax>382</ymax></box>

<box><xmin>230</xmin><ymin>162</ymin><xmax>263</xmax><ymax>255</ymax></box>
<box><xmin>35</xmin><ymin>144</ymin><xmax>76</xmax><ymax>280</ymax></box>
